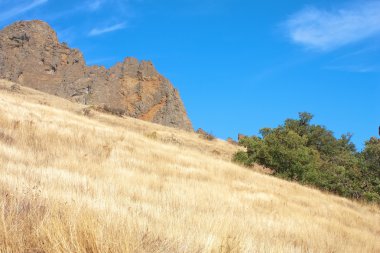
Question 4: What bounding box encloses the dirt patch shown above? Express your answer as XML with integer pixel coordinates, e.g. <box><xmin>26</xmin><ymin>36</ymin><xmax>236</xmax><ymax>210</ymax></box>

<box><xmin>0</xmin><ymin>131</ymin><xmax>14</xmax><ymax>145</ymax></box>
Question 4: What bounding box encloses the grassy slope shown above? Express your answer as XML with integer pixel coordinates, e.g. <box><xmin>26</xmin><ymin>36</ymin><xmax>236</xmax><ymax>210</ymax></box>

<box><xmin>0</xmin><ymin>79</ymin><xmax>379</xmax><ymax>253</ymax></box>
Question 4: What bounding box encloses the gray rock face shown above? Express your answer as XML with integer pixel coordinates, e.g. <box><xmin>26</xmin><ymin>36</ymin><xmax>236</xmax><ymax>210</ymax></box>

<box><xmin>0</xmin><ymin>20</ymin><xmax>193</xmax><ymax>131</ymax></box>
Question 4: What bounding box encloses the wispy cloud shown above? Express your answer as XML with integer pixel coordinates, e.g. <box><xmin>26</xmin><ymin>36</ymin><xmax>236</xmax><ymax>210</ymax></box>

<box><xmin>87</xmin><ymin>0</ymin><xmax>104</xmax><ymax>11</ymax></box>
<box><xmin>56</xmin><ymin>27</ymin><xmax>77</xmax><ymax>45</ymax></box>
<box><xmin>0</xmin><ymin>0</ymin><xmax>48</xmax><ymax>22</ymax></box>
<box><xmin>324</xmin><ymin>65</ymin><xmax>380</xmax><ymax>73</ymax></box>
<box><xmin>42</xmin><ymin>1</ymin><xmax>106</xmax><ymax>22</ymax></box>
<box><xmin>88</xmin><ymin>22</ymin><xmax>126</xmax><ymax>36</ymax></box>
<box><xmin>332</xmin><ymin>45</ymin><xmax>380</xmax><ymax>61</ymax></box>
<box><xmin>325</xmin><ymin>40</ymin><xmax>380</xmax><ymax>73</ymax></box>
<box><xmin>284</xmin><ymin>1</ymin><xmax>380</xmax><ymax>51</ymax></box>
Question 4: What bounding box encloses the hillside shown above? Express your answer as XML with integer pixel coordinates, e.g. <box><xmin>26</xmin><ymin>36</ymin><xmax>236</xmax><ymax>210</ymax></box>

<box><xmin>0</xmin><ymin>79</ymin><xmax>379</xmax><ymax>253</ymax></box>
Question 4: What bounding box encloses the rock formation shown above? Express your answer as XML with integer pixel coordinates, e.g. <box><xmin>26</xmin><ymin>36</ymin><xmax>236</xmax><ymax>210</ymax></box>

<box><xmin>226</xmin><ymin>137</ymin><xmax>238</xmax><ymax>145</ymax></box>
<box><xmin>238</xmin><ymin>133</ymin><xmax>247</xmax><ymax>141</ymax></box>
<box><xmin>0</xmin><ymin>20</ymin><xmax>192</xmax><ymax>131</ymax></box>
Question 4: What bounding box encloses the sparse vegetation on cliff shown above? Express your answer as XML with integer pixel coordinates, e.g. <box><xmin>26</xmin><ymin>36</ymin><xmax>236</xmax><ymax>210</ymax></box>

<box><xmin>196</xmin><ymin>128</ymin><xmax>216</xmax><ymax>141</ymax></box>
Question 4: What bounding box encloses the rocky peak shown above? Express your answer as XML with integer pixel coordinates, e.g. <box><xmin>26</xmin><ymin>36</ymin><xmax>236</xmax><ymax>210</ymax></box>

<box><xmin>3</xmin><ymin>20</ymin><xmax>59</xmax><ymax>46</ymax></box>
<box><xmin>123</xmin><ymin>57</ymin><xmax>158</xmax><ymax>77</ymax></box>
<box><xmin>0</xmin><ymin>20</ymin><xmax>192</xmax><ymax>131</ymax></box>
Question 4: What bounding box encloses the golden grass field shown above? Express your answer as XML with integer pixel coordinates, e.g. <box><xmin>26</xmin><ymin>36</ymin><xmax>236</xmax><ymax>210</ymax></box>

<box><xmin>0</xmin><ymin>79</ymin><xmax>379</xmax><ymax>253</ymax></box>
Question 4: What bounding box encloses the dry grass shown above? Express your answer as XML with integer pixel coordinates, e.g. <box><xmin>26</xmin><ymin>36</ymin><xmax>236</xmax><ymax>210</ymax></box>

<box><xmin>0</xmin><ymin>79</ymin><xmax>379</xmax><ymax>253</ymax></box>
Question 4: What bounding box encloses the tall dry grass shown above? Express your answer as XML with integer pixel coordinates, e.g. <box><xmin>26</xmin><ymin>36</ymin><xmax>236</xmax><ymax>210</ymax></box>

<box><xmin>0</xmin><ymin>79</ymin><xmax>379</xmax><ymax>253</ymax></box>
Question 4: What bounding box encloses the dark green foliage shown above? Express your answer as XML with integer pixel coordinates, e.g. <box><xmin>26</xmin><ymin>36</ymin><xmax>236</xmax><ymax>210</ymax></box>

<box><xmin>232</xmin><ymin>151</ymin><xmax>249</xmax><ymax>165</ymax></box>
<box><xmin>362</xmin><ymin>137</ymin><xmax>380</xmax><ymax>177</ymax></box>
<box><xmin>233</xmin><ymin>112</ymin><xmax>380</xmax><ymax>203</ymax></box>
<box><xmin>360</xmin><ymin>138</ymin><xmax>380</xmax><ymax>201</ymax></box>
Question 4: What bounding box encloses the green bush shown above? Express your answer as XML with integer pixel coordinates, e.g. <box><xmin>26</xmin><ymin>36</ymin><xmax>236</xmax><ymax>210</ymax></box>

<box><xmin>363</xmin><ymin>192</ymin><xmax>380</xmax><ymax>202</ymax></box>
<box><xmin>233</xmin><ymin>112</ymin><xmax>380</xmax><ymax>203</ymax></box>
<box><xmin>232</xmin><ymin>151</ymin><xmax>249</xmax><ymax>165</ymax></box>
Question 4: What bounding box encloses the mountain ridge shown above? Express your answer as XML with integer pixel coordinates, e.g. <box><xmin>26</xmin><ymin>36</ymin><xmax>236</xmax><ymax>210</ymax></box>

<box><xmin>0</xmin><ymin>20</ymin><xmax>193</xmax><ymax>131</ymax></box>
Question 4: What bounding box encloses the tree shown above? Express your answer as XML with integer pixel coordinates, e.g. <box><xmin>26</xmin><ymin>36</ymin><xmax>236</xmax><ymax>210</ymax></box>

<box><xmin>362</xmin><ymin>137</ymin><xmax>380</xmax><ymax>176</ymax></box>
<box><xmin>233</xmin><ymin>112</ymin><xmax>380</xmax><ymax>203</ymax></box>
<box><xmin>360</xmin><ymin>138</ymin><xmax>380</xmax><ymax>201</ymax></box>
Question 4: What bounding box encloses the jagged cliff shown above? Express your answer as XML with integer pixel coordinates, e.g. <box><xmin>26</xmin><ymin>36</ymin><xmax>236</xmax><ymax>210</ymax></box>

<box><xmin>0</xmin><ymin>20</ymin><xmax>192</xmax><ymax>130</ymax></box>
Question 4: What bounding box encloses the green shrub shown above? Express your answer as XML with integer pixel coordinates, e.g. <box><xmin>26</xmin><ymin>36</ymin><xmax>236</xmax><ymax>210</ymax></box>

<box><xmin>145</xmin><ymin>131</ymin><xmax>158</xmax><ymax>140</ymax></box>
<box><xmin>233</xmin><ymin>112</ymin><xmax>380</xmax><ymax>203</ymax></box>
<box><xmin>363</xmin><ymin>192</ymin><xmax>380</xmax><ymax>202</ymax></box>
<box><xmin>232</xmin><ymin>151</ymin><xmax>249</xmax><ymax>165</ymax></box>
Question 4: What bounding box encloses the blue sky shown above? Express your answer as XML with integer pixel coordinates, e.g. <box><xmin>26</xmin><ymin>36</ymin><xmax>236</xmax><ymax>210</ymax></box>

<box><xmin>0</xmin><ymin>0</ymin><xmax>379</xmax><ymax>150</ymax></box>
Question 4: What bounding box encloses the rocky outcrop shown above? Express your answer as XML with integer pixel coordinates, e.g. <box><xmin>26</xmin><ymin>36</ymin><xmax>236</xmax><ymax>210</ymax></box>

<box><xmin>0</xmin><ymin>20</ymin><xmax>192</xmax><ymax>131</ymax></box>
<box><xmin>226</xmin><ymin>137</ymin><xmax>238</xmax><ymax>145</ymax></box>
<box><xmin>238</xmin><ymin>133</ymin><xmax>247</xmax><ymax>141</ymax></box>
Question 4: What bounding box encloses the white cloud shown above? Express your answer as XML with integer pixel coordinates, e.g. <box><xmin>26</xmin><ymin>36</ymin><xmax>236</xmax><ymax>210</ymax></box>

<box><xmin>285</xmin><ymin>2</ymin><xmax>380</xmax><ymax>51</ymax></box>
<box><xmin>0</xmin><ymin>0</ymin><xmax>48</xmax><ymax>22</ymax></box>
<box><xmin>87</xmin><ymin>0</ymin><xmax>104</xmax><ymax>11</ymax></box>
<box><xmin>88</xmin><ymin>22</ymin><xmax>126</xmax><ymax>36</ymax></box>
<box><xmin>324</xmin><ymin>65</ymin><xmax>380</xmax><ymax>73</ymax></box>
